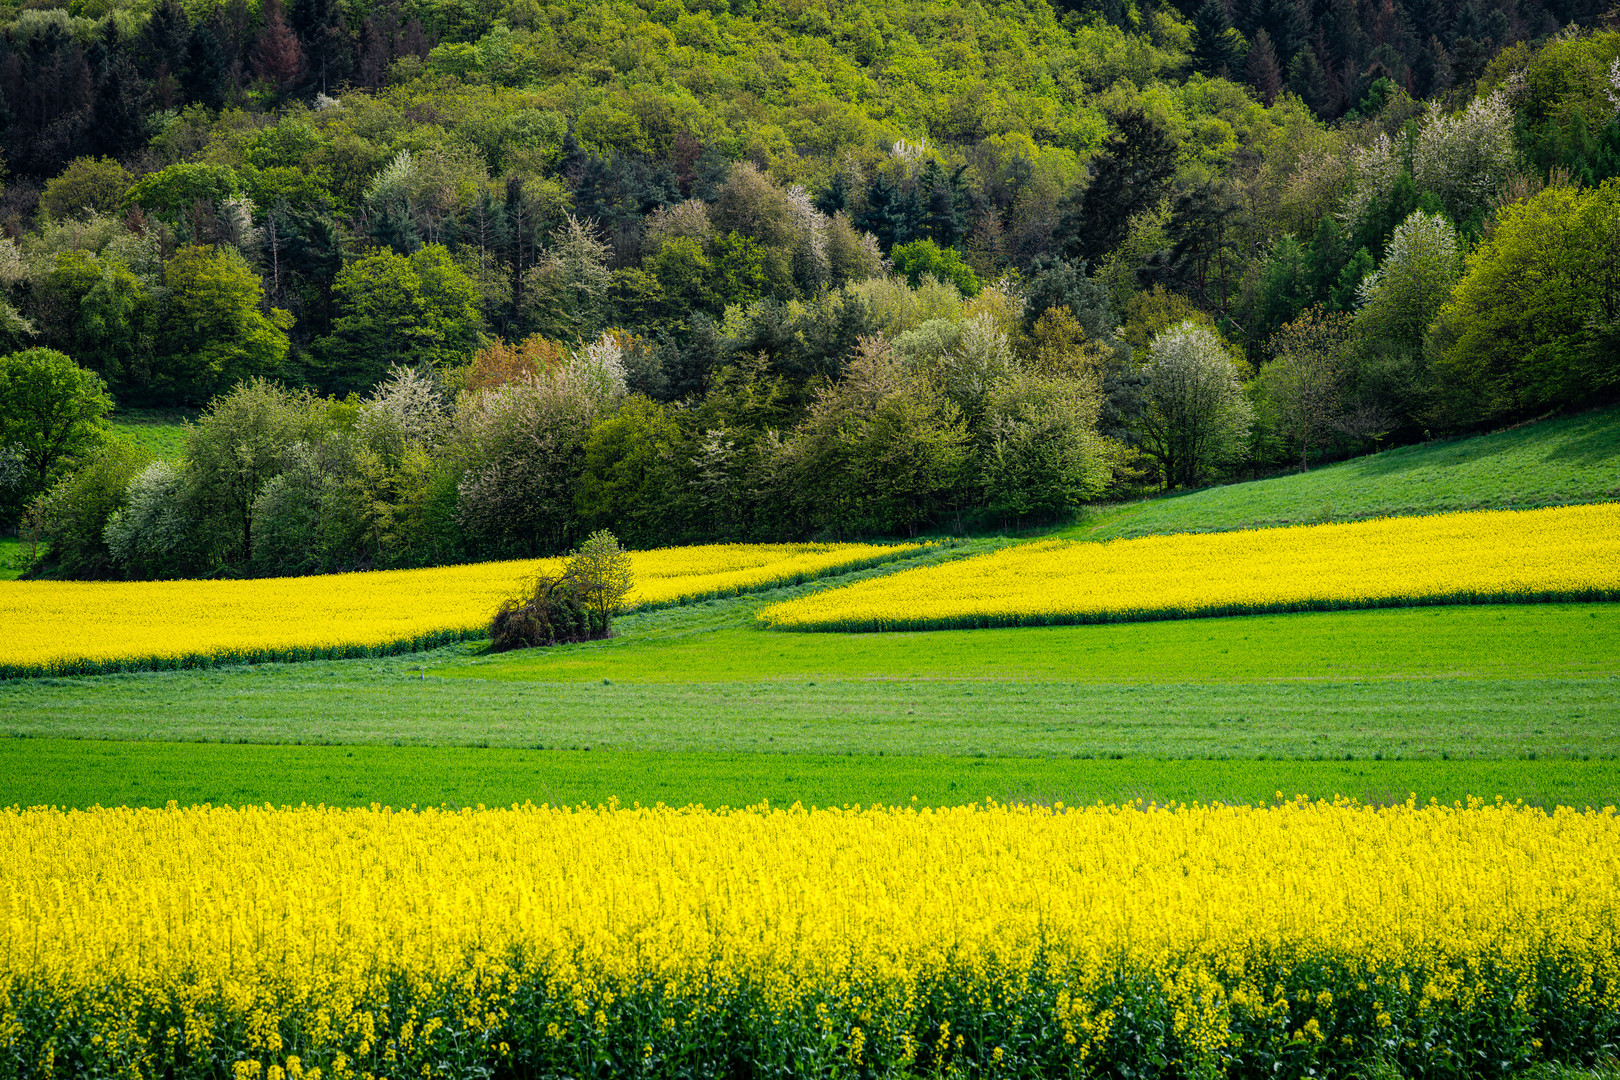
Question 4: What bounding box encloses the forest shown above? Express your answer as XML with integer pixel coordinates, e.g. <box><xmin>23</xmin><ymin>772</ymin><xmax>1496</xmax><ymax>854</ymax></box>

<box><xmin>0</xmin><ymin>0</ymin><xmax>1617</xmax><ymax>577</ymax></box>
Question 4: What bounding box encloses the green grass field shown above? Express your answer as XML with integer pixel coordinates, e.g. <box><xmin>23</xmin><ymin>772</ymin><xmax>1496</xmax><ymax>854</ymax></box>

<box><xmin>2</xmin><ymin>407</ymin><xmax>1616</xmax><ymax>810</ymax></box>
<box><xmin>449</xmin><ymin>598</ymin><xmax>1619</xmax><ymax>685</ymax></box>
<box><xmin>110</xmin><ymin>409</ymin><xmax>191</xmax><ymax>460</ymax></box>
<box><xmin>5</xmin><ymin>740</ymin><xmax>1614</xmax><ymax>810</ymax></box>
<box><xmin>4</xmin><ymin>599</ymin><xmax>1615</xmax><ymax>791</ymax></box>
<box><xmin>0</xmin><ymin>536</ymin><xmax>29</xmax><ymax>582</ymax></box>
<box><xmin>1057</xmin><ymin>404</ymin><xmax>1620</xmax><ymax>541</ymax></box>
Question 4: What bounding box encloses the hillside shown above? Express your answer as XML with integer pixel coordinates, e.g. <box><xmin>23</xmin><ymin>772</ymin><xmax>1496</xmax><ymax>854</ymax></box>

<box><xmin>1062</xmin><ymin>405</ymin><xmax>1620</xmax><ymax>541</ymax></box>
<box><xmin>3</xmin><ymin>0</ymin><xmax>1620</xmax><ymax>581</ymax></box>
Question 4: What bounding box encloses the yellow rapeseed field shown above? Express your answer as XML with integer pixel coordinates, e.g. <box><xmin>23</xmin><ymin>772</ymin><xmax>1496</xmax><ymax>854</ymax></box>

<box><xmin>0</xmin><ymin>542</ymin><xmax>919</xmax><ymax>676</ymax></box>
<box><xmin>1</xmin><ymin>800</ymin><xmax>1616</xmax><ymax>1080</ymax></box>
<box><xmin>758</xmin><ymin>504</ymin><xmax>1620</xmax><ymax>632</ymax></box>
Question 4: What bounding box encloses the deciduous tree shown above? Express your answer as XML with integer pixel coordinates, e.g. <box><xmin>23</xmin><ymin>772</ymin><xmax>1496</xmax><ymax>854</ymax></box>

<box><xmin>0</xmin><ymin>347</ymin><xmax>112</xmax><ymax>494</ymax></box>
<box><xmin>1262</xmin><ymin>305</ymin><xmax>1352</xmax><ymax>470</ymax></box>
<box><xmin>1135</xmin><ymin>321</ymin><xmax>1253</xmax><ymax>488</ymax></box>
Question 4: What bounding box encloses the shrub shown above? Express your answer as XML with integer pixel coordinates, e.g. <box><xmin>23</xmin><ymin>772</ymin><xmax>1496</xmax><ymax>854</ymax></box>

<box><xmin>488</xmin><ymin>530</ymin><xmax>632</xmax><ymax>650</ymax></box>
<box><xmin>488</xmin><ymin>574</ymin><xmax>609</xmax><ymax>649</ymax></box>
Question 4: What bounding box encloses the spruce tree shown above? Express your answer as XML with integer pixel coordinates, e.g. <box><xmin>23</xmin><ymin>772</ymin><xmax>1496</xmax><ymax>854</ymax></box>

<box><xmin>858</xmin><ymin>173</ymin><xmax>901</xmax><ymax>251</ymax></box>
<box><xmin>815</xmin><ymin>172</ymin><xmax>848</xmax><ymax>216</ymax></box>
<box><xmin>1246</xmin><ymin>29</ymin><xmax>1283</xmax><ymax>104</ymax></box>
<box><xmin>1287</xmin><ymin>47</ymin><xmax>1330</xmax><ymax>114</ymax></box>
<box><xmin>1055</xmin><ymin>109</ymin><xmax>1177</xmax><ymax>265</ymax></box>
<box><xmin>182</xmin><ymin>21</ymin><xmax>228</xmax><ymax>109</ymax></box>
<box><xmin>140</xmin><ymin>0</ymin><xmax>189</xmax><ymax>76</ymax></box>
<box><xmin>91</xmin><ymin>54</ymin><xmax>149</xmax><ymax>159</ymax></box>
<box><xmin>1193</xmin><ymin>0</ymin><xmax>1244</xmax><ymax>75</ymax></box>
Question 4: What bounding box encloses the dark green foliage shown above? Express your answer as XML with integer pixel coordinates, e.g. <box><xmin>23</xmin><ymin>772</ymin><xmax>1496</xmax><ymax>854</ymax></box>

<box><xmin>1193</xmin><ymin>0</ymin><xmax>1245</xmax><ymax>76</ymax></box>
<box><xmin>919</xmin><ymin>158</ymin><xmax>970</xmax><ymax>248</ymax></box>
<box><xmin>858</xmin><ymin>172</ymin><xmax>925</xmax><ymax>252</ymax></box>
<box><xmin>1152</xmin><ymin>178</ymin><xmax>1246</xmax><ymax>315</ymax></box>
<box><xmin>1245</xmin><ymin>29</ymin><xmax>1284</xmax><ymax>104</ymax></box>
<box><xmin>1023</xmin><ymin>258</ymin><xmax>1116</xmax><ymax>341</ymax></box>
<box><xmin>1287</xmin><ymin>48</ymin><xmax>1331</xmax><ymax>114</ymax></box>
<box><xmin>1056</xmin><ymin>110</ymin><xmax>1178</xmax><ymax>264</ymax></box>
<box><xmin>181</xmin><ymin>19</ymin><xmax>229</xmax><ymax>110</ymax></box>
<box><xmin>489</xmin><ymin>573</ymin><xmax>611</xmax><ymax>649</ymax></box>
<box><xmin>24</xmin><ymin>438</ymin><xmax>150</xmax><ymax>577</ymax></box>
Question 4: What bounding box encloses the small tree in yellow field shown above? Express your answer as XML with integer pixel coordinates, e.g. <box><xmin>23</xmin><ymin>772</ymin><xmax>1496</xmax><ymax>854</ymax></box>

<box><xmin>488</xmin><ymin>530</ymin><xmax>634</xmax><ymax>650</ymax></box>
<box><xmin>565</xmin><ymin>529</ymin><xmax>635</xmax><ymax>626</ymax></box>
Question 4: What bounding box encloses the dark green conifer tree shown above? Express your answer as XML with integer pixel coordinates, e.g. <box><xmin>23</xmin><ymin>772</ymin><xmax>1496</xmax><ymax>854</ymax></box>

<box><xmin>1055</xmin><ymin>110</ymin><xmax>1177</xmax><ymax>264</ymax></box>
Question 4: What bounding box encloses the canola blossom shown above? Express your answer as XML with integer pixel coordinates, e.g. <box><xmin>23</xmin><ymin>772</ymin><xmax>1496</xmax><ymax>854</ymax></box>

<box><xmin>1</xmin><ymin>800</ymin><xmax>1617</xmax><ymax>1080</ymax></box>
<box><xmin>0</xmin><ymin>542</ymin><xmax>920</xmax><ymax>676</ymax></box>
<box><xmin>757</xmin><ymin>504</ymin><xmax>1620</xmax><ymax>632</ymax></box>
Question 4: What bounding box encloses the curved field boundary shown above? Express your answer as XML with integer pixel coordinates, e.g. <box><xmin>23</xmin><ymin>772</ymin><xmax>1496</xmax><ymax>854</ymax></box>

<box><xmin>0</xmin><ymin>542</ymin><xmax>928</xmax><ymax>678</ymax></box>
<box><xmin>757</xmin><ymin>504</ymin><xmax>1620</xmax><ymax>632</ymax></box>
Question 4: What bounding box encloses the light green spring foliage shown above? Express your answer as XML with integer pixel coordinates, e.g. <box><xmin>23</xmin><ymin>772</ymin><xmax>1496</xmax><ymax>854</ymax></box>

<box><xmin>1434</xmin><ymin>179</ymin><xmax>1620</xmax><ymax>424</ymax></box>
<box><xmin>1354</xmin><ymin>210</ymin><xmax>1461</xmax><ymax>353</ymax></box>
<box><xmin>404</xmin><ymin>0</ymin><xmax>1194</xmax><ymax>170</ymax></box>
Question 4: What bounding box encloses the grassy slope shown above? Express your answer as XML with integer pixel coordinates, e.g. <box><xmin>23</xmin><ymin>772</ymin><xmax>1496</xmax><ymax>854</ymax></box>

<box><xmin>1058</xmin><ymin>405</ymin><xmax>1620</xmax><ymax>541</ymax></box>
<box><xmin>0</xmin><ymin>537</ymin><xmax>27</xmax><ymax>582</ymax></box>
<box><xmin>110</xmin><ymin>411</ymin><xmax>190</xmax><ymax>460</ymax></box>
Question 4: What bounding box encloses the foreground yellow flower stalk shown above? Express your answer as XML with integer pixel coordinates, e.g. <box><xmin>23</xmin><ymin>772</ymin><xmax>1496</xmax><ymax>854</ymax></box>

<box><xmin>757</xmin><ymin>504</ymin><xmax>1620</xmax><ymax>631</ymax></box>
<box><xmin>1</xmin><ymin>800</ymin><xmax>1617</xmax><ymax>1080</ymax></box>
<box><xmin>0</xmin><ymin>542</ymin><xmax>919</xmax><ymax>676</ymax></box>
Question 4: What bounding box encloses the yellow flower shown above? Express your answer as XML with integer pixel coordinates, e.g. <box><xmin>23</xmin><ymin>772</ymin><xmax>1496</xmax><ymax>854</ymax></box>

<box><xmin>758</xmin><ymin>505</ymin><xmax>1620</xmax><ymax>631</ymax></box>
<box><xmin>0</xmin><ymin>542</ymin><xmax>922</xmax><ymax>675</ymax></box>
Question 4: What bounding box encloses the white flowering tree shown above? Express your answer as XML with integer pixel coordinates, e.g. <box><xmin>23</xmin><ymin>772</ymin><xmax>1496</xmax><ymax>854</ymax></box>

<box><xmin>1338</xmin><ymin>133</ymin><xmax>1401</xmax><ymax>237</ymax></box>
<box><xmin>356</xmin><ymin>365</ymin><xmax>451</xmax><ymax>462</ymax></box>
<box><xmin>1412</xmin><ymin>93</ymin><xmax>1517</xmax><ymax>222</ymax></box>
<box><xmin>1355</xmin><ymin>210</ymin><xmax>1462</xmax><ymax>353</ymax></box>
<box><xmin>1135</xmin><ymin>321</ymin><xmax>1254</xmax><ymax>489</ymax></box>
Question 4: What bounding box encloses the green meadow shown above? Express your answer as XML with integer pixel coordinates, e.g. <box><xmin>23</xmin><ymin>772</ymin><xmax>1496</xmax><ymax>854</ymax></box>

<box><xmin>109</xmin><ymin>410</ymin><xmax>191</xmax><ymax>460</ymax></box>
<box><xmin>5</xmin><ymin>740</ymin><xmax>1615</xmax><ymax>812</ymax></box>
<box><xmin>1059</xmin><ymin>404</ymin><xmax>1620</xmax><ymax>541</ymax></box>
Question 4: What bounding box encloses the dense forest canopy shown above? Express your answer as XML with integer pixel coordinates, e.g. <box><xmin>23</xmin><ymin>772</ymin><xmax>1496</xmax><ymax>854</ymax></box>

<box><xmin>0</xmin><ymin>0</ymin><xmax>1616</xmax><ymax>577</ymax></box>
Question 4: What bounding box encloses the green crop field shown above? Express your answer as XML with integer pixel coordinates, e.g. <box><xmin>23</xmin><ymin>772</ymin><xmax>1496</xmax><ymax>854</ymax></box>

<box><xmin>2</xmin><ymin>409</ymin><xmax>1617</xmax><ymax>811</ymax></box>
<box><xmin>5</xmin><ymin>740</ymin><xmax>1616</xmax><ymax>811</ymax></box>
<box><xmin>4</xmin><ymin>596</ymin><xmax>1616</xmax><ymax>807</ymax></box>
<box><xmin>1057</xmin><ymin>404</ymin><xmax>1620</xmax><ymax>542</ymax></box>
